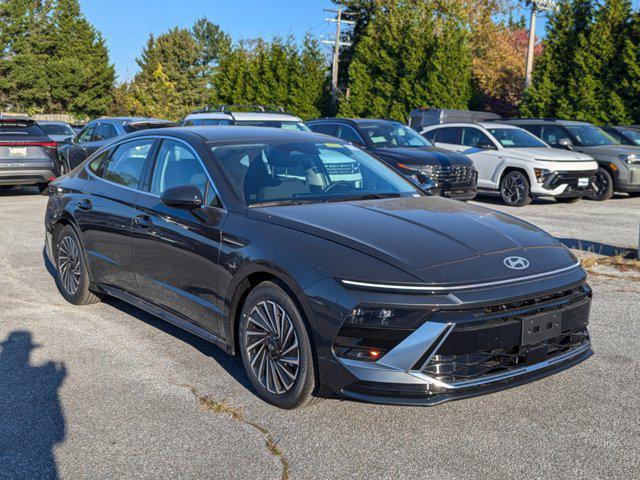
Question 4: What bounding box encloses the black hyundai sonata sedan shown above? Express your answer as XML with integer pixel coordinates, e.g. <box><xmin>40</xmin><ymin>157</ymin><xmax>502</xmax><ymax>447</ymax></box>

<box><xmin>44</xmin><ymin>127</ymin><xmax>592</xmax><ymax>408</ymax></box>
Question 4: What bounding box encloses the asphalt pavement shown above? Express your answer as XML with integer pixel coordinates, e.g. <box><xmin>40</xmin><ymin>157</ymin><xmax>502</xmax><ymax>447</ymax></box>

<box><xmin>1</xmin><ymin>187</ymin><xmax>639</xmax><ymax>479</ymax></box>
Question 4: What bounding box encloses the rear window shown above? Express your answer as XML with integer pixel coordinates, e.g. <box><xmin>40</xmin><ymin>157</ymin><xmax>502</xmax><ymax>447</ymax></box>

<box><xmin>0</xmin><ymin>122</ymin><xmax>46</xmax><ymax>136</ymax></box>
<box><xmin>40</xmin><ymin>124</ymin><xmax>75</xmax><ymax>136</ymax></box>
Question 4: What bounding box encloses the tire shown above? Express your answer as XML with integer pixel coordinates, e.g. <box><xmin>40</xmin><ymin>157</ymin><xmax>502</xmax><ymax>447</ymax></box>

<box><xmin>628</xmin><ymin>192</ymin><xmax>640</xmax><ymax>197</ymax></box>
<box><xmin>555</xmin><ymin>196</ymin><xmax>582</xmax><ymax>204</ymax></box>
<box><xmin>238</xmin><ymin>281</ymin><xmax>316</xmax><ymax>409</ymax></box>
<box><xmin>500</xmin><ymin>171</ymin><xmax>532</xmax><ymax>207</ymax></box>
<box><xmin>587</xmin><ymin>167</ymin><xmax>614</xmax><ymax>201</ymax></box>
<box><xmin>54</xmin><ymin>225</ymin><xmax>100</xmax><ymax>305</ymax></box>
<box><xmin>37</xmin><ymin>183</ymin><xmax>49</xmax><ymax>193</ymax></box>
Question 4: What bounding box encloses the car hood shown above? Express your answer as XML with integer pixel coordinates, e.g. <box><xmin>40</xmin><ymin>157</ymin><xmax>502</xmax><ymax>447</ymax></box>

<box><xmin>573</xmin><ymin>144</ymin><xmax>640</xmax><ymax>158</ymax></box>
<box><xmin>251</xmin><ymin>196</ymin><xmax>577</xmax><ymax>287</ymax></box>
<box><xmin>372</xmin><ymin>146</ymin><xmax>472</xmax><ymax>167</ymax></box>
<box><xmin>502</xmin><ymin>147</ymin><xmax>594</xmax><ymax>162</ymax></box>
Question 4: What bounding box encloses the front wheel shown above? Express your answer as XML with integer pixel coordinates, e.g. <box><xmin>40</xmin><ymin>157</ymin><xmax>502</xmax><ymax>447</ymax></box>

<box><xmin>587</xmin><ymin>167</ymin><xmax>614</xmax><ymax>201</ymax></box>
<box><xmin>500</xmin><ymin>171</ymin><xmax>532</xmax><ymax>207</ymax></box>
<box><xmin>239</xmin><ymin>282</ymin><xmax>316</xmax><ymax>409</ymax></box>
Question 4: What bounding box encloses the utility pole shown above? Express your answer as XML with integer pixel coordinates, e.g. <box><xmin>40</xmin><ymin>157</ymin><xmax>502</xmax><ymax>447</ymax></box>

<box><xmin>322</xmin><ymin>6</ymin><xmax>354</xmax><ymax>105</ymax></box>
<box><xmin>525</xmin><ymin>0</ymin><xmax>557</xmax><ymax>89</ymax></box>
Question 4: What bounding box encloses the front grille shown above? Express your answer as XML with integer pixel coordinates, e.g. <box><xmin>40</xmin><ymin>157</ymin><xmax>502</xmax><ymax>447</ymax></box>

<box><xmin>421</xmin><ymin>165</ymin><xmax>475</xmax><ymax>185</ymax></box>
<box><xmin>418</xmin><ymin>285</ymin><xmax>591</xmax><ymax>384</ymax></box>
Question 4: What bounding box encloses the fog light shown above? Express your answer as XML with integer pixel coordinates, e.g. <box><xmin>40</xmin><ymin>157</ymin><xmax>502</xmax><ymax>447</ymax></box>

<box><xmin>534</xmin><ymin>168</ymin><xmax>551</xmax><ymax>183</ymax></box>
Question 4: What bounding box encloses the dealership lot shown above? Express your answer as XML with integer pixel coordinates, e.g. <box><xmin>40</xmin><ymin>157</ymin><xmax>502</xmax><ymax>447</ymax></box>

<box><xmin>1</xmin><ymin>188</ymin><xmax>639</xmax><ymax>479</ymax></box>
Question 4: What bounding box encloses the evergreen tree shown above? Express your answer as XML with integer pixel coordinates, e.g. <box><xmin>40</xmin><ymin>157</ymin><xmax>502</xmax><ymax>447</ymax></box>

<box><xmin>191</xmin><ymin>17</ymin><xmax>231</xmax><ymax>94</ymax></box>
<box><xmin>127</xmin><ymin>62</ymin><xmax>182</xmax><ymax>120</ymax></box>
<box><xmin>622</xmin><ymin>12</ymin><xmax>640</xmax><ymax>122</ymax></box>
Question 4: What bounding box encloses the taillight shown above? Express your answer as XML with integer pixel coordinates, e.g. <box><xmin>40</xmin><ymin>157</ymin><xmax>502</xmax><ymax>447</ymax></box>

<box><xmin>0</xmin><ymin>141</ymin><xmax>58</xmax><ymax>148</ymax></box>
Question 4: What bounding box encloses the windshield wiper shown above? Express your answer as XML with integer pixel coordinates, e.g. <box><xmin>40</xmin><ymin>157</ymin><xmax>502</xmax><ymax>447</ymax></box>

<box><xmin>249</xmin><ymin>199</ymin><xmax>317</xmax><ymax>207</ymax></box>
<box><xmin>324</xmin><ymin>192</ymin><xmax>402</xmax><ymax>203</ymax></box>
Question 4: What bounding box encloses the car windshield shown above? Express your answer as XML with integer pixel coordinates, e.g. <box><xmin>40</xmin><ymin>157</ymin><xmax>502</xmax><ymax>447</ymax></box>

<box><xmin>211</xmin><ymin>141</ymin><xmax>419</xmax><ymax>206</ymax></box>
<box><xmin>620</xmin><ymin>128</ymin><xmax>640</xmax><ymax>146</ymax></box>
<box><xmin>235</xmin><ymin>120</ymin><xmax>310</xmax><ymax>132</ymax></box>
<box><xmin>40</xmin><ymin>124</ymin><xmax>75</xmax><ymax>136</ymax></box>
<box><xmin>565</xmin><ymin>125</ymin><xmax>619</xmax><ymax>146</ymax></box>
<box><xmin>359</xmin><ymin>124</ymin><xmax>432</xmax><ymax>148</ymax></box>
<box><xmin>487</xmin><ymin>128</ymin><xmax>547</xmax><ymax>148</ymax></box>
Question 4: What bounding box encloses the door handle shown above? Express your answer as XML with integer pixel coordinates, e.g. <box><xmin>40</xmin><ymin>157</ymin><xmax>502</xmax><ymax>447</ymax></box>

<box><xmin>78</xmin><ymin>198</ymin><xmax>92</xmax><ymax>211</ymax></box>
<box><xmin>134</xmin><ymin>214</ymin><xmax>153</xmax><ymax>229</ymax></box>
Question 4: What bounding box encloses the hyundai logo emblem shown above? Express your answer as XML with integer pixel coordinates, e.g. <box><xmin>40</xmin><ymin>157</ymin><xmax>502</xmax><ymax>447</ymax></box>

<box><xmin>503</xmin><ymin>256</ymin><xmax>530</xmax><ymax>270</ymax></box>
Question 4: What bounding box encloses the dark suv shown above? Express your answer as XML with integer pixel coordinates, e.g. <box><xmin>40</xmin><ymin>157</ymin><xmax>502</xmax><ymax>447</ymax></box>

<box><xmin>59</xmin><ymin>117</ymin><xmax>175</xmax><ymax>172</ymax></box>
<box><xmin>0</xmin><ymin>117</ymin><xmax>60</xmax><ymax>192</ymax></box>
<box><xmin>499</xmin><ymin>119</ymin><xmax>640</xmax><ymax>200</ymax></box>
<box><xmin>307</xmin><ymin>118</ymin><xmax>477</xmax><ymax>200</ymax></box>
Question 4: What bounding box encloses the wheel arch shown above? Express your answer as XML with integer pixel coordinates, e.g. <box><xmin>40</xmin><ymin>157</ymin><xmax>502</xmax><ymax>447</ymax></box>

<box><xmin>51</xmin><ymin>213</ymin><xmax>95</xmax><ymax>283</ymax></box>
<box><xmin>498</xmin><ymin>166</ymin><xmax>532</xmax><ymax>186</ymax></box>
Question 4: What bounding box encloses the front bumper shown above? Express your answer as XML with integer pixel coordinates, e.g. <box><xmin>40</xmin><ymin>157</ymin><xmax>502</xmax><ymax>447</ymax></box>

<box><xmin>429</xmin><ymin>185</ymin><xmax>477</xmax><ymax>201</ymax></box>
<box><xmin>531</xmin><ymin>170</ymin><xmax>597</xmax><ymax>198</ymax></box>
<box><xmin>317</xmin><ymin>266</ymin><xmax>593</xmax><ymax>406</ymax></box>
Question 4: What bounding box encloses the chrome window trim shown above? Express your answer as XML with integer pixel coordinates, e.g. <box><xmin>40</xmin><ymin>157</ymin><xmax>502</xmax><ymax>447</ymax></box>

<box><xmin>84</xmin><ymin>134</ymin><xmax>227</xmax><ymax>211</ymax></box>
<box><xmin>340</xmin><ymin>261</ymin><xmax>582</xmax><ymax>293</ymax></box>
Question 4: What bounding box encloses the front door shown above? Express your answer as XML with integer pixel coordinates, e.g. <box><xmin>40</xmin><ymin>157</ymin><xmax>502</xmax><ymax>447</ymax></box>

<box><xmin>132</xmin><ymin>138</ymin><xmax>225</xmax><ymax>335</ymax></box>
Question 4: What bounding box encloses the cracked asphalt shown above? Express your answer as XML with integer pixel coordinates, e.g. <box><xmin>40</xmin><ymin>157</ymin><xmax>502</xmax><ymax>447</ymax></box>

<box><xmin>0</xmin><ymin>187</ymin><xmax>639</xmax><ymax>479</ymax></box>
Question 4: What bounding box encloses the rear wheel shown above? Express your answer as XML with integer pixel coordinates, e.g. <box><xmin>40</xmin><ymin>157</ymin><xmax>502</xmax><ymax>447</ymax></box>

<box><xmin>587</xmin><ymin>167</ymin><xmax>614</xmax><ymax>201</ymax></box>
<box><xmin>54</xmin><ymin>225</ymin><xmax>100</xmax><ymax>305</ymax></box>
<box><xmin>238</xmin><ymin>282</ymin><xmax>316</xmax><ymax>409</ymax></box>
<box><xmin>555</xmin><ymin>196</ymin><xmax>581</xmax><ymax>204</ymax></box>
<box><xmin>500</xmin><ymin>171</ymin><xmax>532</xmax><ymax>207</ymax></box>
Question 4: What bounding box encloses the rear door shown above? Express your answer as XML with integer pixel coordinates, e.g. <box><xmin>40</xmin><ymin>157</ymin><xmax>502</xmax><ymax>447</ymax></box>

<box><xmin>460</xmin><ymin>127</ymin><xmax>500</xmax><ymax>188</ymax></box>
<box><xmin>427</xmin><ymin>126</ymin><xmax>463</xmax><ymax>152</ymax></box>
<box><xmin>0</xmin><ymin>120</ymin><xmax>57</xmax><ymax>175</ymax></box>
<box><xmin>76</xmin><ymin>138</ymin><xmax>157</xmax><ymax>292</ymax></box>
<box><xmin>132</xmin><ymin>138</ymin><xmax>225</xmax><ymax>335</ymax></box>
<box><xmin>86</xmin><ymin>122</ymin><xmax>119</xmax><ymax>157</ymax></box>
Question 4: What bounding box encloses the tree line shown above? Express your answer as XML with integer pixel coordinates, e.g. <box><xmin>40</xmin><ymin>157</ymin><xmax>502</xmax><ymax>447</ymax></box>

<box><xmin>1</xmin><ymin>0</ymin><xmax>639</xmax><ymax>124</ymax></box>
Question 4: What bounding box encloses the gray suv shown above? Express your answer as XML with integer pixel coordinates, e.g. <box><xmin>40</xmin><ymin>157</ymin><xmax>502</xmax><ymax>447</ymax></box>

<box><xmin>499</xmin><ymin>119</ymin><xmax>640</xmax><ymax>200</ymax></box>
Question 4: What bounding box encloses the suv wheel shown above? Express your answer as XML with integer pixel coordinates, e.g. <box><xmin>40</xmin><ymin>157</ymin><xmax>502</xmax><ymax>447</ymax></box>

<box><xmin>55</xmin><ymin>225</ymin><xmax>100</xmax><ymax>305</ymax></box>
<box><xmin>238</xmin><ymin>282</ymin><xmax>316</xmax><ymax>409</ymax></box>
<box><xmin>500</xmin><ymin>171</ymin><xmax>532</xmax><ymax>207</ymax></box>
<box><xmin>588</xmin><ymin>167</ymin><xmax>614</xmax><ymax>201</ymax></box>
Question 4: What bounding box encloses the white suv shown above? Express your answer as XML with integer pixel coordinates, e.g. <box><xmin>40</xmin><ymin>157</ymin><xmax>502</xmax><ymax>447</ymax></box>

<box><xmin>182</xmin><ymin>105</ymin><xmax>310</xmax><ymax>131</ymax></box>
<box><xmin>421</xmin><ymin>122</ymin><xmax>598</xmax><ymax>206</ymax></box>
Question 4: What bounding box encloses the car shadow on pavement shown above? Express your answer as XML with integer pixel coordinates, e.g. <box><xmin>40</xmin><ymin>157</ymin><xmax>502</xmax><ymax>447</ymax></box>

<box><xmin>0</xmin><ymin>186</ymin><xmax>42</xmax><ymax>197</ymax></box>
<box><xmin>0</xmin><ymin>331</ymin><xmax>66</xmax><ymax>480</ymax></box>
<box><xmin>42</xmin><ymin>248</ymin><xmax>252</xmax><ymax>393</ymax></box>
<box><xmin>558</xmin><ymin>238</ymin><xmax>637</xmax><ymax>258</ymax></box>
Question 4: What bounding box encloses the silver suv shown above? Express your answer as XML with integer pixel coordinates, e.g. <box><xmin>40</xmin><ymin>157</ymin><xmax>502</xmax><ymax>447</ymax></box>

<box><xmin>181</xmin><ymin>105</ymin><xmax>310</xmax><ymax>131</ymax></box>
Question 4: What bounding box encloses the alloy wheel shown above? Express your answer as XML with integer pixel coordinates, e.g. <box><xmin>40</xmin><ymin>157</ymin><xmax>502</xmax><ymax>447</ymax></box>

<box><xmin>58</xmin><ymin>236</ymin><xmax>81</xmax><ymax>295</ymax></box>
<box><xmin>593</xmin><ymin>171</ymin><xmax>609</xmax><ymax>197</ymax></box>
<box><xmin>502</xmin><ymin>173</ymin><xmax>526</xmax><ymax>204</ymax></box>
<box><xmin>244</xmin><ymin>300</ymin><xmax>300</xmax><ymax>394</ymax></box>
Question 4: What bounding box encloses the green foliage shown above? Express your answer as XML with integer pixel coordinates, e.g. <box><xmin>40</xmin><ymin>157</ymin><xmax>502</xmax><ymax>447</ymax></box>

<box><xmin>0</xmin><ymin>0</ymin><xmax>114</xmax><ymax>116</ymax></box>
<box><xmin>338</xmin><ymin>1</ymin><xmax>472</xmax><ymax>121</ymax></box>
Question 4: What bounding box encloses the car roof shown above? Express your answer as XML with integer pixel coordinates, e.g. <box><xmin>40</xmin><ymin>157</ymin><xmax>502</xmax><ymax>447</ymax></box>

<box><xmin>35</xmin><ymin>120</ymin><xmax>71</xmax><ymax>125</ymax></box>
<box><xmin>89</xmin><ymin>117</ymin><xmax>171</xmax><ymax>125</ymax></box>
<box><xmin>425</xmin><ymin>122</ymin><xmax>520</xmax><ymax>129</ymax></box>
<box><xmin>128</xmin><ymin>125</ymin><xmax>344</xmax><ymax>144</ymax></box>
<box><xmin>308</xmin><ymin>118</ymin><xmax>401</xmax><ymax>127</ymax></box>
<box><xmin>184</xmin><ymin>111</ymin><xmax>303</xmax><ymax>122</ymax></box>
<box><xmin>499</xmin><ymin>118</ymin><xmax>593</xmax><ymax>126</ymax></box>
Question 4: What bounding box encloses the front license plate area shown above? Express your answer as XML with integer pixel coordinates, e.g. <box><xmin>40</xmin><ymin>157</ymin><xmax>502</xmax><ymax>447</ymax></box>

<box><xmin>9</xmin><ymin>147</ymin><xmax>27</xmax><ymax>157</ymax></box>
<box><xmin>521</xmin><ymin>310</ymin><xmax>562</xmax><ymax>346</ymax></box>
<box><xmin>578</xmin><ymin>177</ymin><xmax>589</xmax><ymax>187</ymax></box>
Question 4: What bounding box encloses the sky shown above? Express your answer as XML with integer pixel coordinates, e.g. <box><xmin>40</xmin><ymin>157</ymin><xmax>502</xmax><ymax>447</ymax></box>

<box><xmin>80</xmin><ymin>0</ymin><xmax>554</xmax><ymax>83</ymax></box>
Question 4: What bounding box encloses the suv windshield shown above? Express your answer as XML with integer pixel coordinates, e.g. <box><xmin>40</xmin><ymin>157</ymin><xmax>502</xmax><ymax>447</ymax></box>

<box><xmin>487</xmin><ymin>128</ymin><xmax>547</xmax><ymax>148</ymax></box>
<box><xmin>211</xmin><ymin>141</ymin><xmax>418</xmax><ymax>206</ymax></box>
<box><xmin>235</xmin><ymin>120</ymin><xmax>310</xmax><ymax>132</ymax></box>
<box><xmin>565</xmin><ymin>125</ymin><xmax>619</xmax><ymax>146</ymax></box>
<box><xmin>40</xmin><ymin>124</ymin><xmax>75</xmax><ymax>136</ymax></box>
<box><xmin>359</xmin><ymin>124</ymin><xmax>432</xmax><ymax>148</ymax></box>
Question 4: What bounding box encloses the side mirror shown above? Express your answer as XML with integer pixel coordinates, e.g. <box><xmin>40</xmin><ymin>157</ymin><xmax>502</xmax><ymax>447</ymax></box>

<box><xmin>161</xmin><ymin>184</ymin><xmax>203</xmax><ymax>210</ymax></box>
<box><xmin>476</xmin><ymin>141</ymin><xmax>496</xmax><ymax>150</ymax></box>
<box><xmin>557</xmin><ymin>138</ymin><xmax>573</xmax><ymax>150</ymax></box>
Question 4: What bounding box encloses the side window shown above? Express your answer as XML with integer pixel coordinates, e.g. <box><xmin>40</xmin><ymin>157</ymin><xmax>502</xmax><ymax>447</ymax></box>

<box><xmin>102</xmin><ymin>139</ymin><xmax>153</xmax><ymax>188</ymax></box>
<box><xmin>539</xmin><ymin>125</ymin><xmax>569</xmax><ymax>146</ymax></box>
<box><xmin>336</xmin><ymin>125</ymin><xmax>364</xmax><ymax>145</ymax></box>
<box><xmin>462</xmin><ymin>128</ymin><xmax>493</xmax><ymax>148</ymax></box>
<box><xmin>93</xmin><ymin>123</ymin><xmax>118</xmax><ymax>141</ymax></box>
<box><xmin>309</xmin><ymin>123</ymin><xmax>339</xmax><ymax>136</ymax></box>
<box><xmin>88</xmin><ymin>150</ymin><xmax>111</xmax><ymax>176</ymax></box>
<box><xmin>150</xmin><ymin>139</ymin><xmax>220</xmax><ymax>207</ymax></box>
<box><xmin>76</xmin><ymin>126</ymin><xmax>94</xmax><ymax>144</ymax></box>
<box><xmin>433</xmin><ymin>127</ymin><xmax>462</xmax><ymax>144</ymax></box>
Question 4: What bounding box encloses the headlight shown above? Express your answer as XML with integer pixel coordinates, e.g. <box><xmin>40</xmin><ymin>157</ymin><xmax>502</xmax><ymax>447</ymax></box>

<box><xmin>533</xmin><ymin>168</ymin><xmax>552</xmax><ymax>183</ymax></box>
<box><xmin>345</xmin><ymin>307</ymin><xmax>427</xmax><ymax>328</ymax></box>
<box><xmin>397</xmin><ymin>163</ymin><xmax>436</xmax><ymax>176</ymax></box>
<box><xmin>619</xmin><ymin>154</ymin><xmax>640</xmax><ymax>164</ymax></box>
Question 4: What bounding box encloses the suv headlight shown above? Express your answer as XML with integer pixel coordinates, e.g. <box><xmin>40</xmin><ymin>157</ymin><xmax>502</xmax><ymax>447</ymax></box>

<box><xmin>619</xmin><ymin>154</ymin><xmax>640</xmax><ymax>164</ymax></box>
